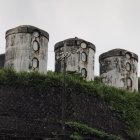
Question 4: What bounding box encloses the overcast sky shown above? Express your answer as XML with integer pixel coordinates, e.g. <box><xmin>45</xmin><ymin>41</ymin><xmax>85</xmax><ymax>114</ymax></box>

<box><xmin>0</xmin><ymin>0</ymin><xmax>140</xmax><ymax>76</ymax></box>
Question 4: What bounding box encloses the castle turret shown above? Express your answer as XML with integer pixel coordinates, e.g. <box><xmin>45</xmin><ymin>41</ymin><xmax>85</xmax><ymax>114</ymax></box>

<box><xmin>99</xmin><ymin>49</ymin><xmax>138</xmax><ymax>92</ymax></box>
<box><xmin>54</xmin><ymin>37</ymin><xmax>96</xmax><ymax>81</ymax></box>
<box><xmin>5</xmin><ymin>25</ymin><xmax>49</xmax><ymax>73</ymax></box>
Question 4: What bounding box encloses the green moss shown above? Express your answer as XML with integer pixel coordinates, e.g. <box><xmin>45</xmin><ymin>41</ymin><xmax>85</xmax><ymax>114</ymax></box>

<box><xmin>66</xmin><ymin>122</ymin><xmax>123</xmax><ymax>140</ymax></box>
<box><xmin>70</xmin><ymin>132</ymin><xmax>83</xmax><ymax>140</ymax></box>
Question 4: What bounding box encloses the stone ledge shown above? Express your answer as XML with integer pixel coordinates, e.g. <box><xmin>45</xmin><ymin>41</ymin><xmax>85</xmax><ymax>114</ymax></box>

<box><xmin>5</xmin><ymin>25</ymin><xmax>49</xmax><ymax>40</ymax></box>
<box><xmin>54</xmin><ymin>37</ymin><xmax>96</xmax><ymax>51</ymax></box>
<box><xmin>99</xmin><ymin>48</ymin><xmax>138</xmax><ymax>62</ymax></box>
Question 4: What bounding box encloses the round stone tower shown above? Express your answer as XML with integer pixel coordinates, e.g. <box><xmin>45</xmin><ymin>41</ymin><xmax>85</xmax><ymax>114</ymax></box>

<box><xmin>99</xmin><ymin>49</ymin><xmax>138</xmax><ymax>92</ymax></box>
<box><xmin>5</xmin><ymin>25</ymin><xmax>49</xmax><ymax>73</ymax></box>
<box><xmin>54</xmin><ymin>37</ymin><xmax>96</xmax><ymax>81</ymax></box>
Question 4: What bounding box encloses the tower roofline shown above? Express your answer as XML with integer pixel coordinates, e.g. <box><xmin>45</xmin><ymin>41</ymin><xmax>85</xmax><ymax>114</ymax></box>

<box><xmin>99</xmin><ymin>48</ymin><xmax>138</xmax><ymax>62</ymax></box>
<box><xmin>6</xmin><ymin>25</ymin><xmax>49</xmax><ymax>40</ymax></box>
<box><xmin>54</xmin><ymin>37</ymin><xmax>96</xmax><ymax>51</ymax></box>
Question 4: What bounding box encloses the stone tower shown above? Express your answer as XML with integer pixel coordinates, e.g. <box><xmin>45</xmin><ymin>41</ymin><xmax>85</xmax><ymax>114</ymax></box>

<box><xmin>54</xmin><ymin>37</ymin><xmax>96</xmax><ymax>81</ymax></box>
<box><xmin>5</xmin><ymin>25</ymin><xmax>49</xmax><ymax>73</ymax></box>
<box><xmin>99</xmin><ymin>49</ymin><xmax>138</xmax><ymax>92</ymax></box>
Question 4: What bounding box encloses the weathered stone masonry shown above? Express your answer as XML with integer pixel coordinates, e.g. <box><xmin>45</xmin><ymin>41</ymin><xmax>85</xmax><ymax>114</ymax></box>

<box><xmin>99</xmin><ymin>49</ymin><xmax>138</xmax><ymax>92</ymax></box>
<box><xmin>0</xmin><ymin>25</ymin><xmax>139</xmax><ymax>91</ymax></box>
<box><xmin>54</xmin><ymin>37</ymin><xmax>96</xmax><ymax>81</ymax></box>
<box><xmin>5</xmin><ymin>25</ymin><xmax>49</xmax><ymax>73</ymax></box>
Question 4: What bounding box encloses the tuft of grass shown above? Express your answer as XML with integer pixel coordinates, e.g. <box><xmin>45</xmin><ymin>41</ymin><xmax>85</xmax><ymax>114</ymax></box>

<box><xmin>70</xmin><ymin>132</ymin><xmax>83</xmax><ymax>140</ymax></box>
<box><xmin>66</xmin><ymin>122</ymin><xmax>124</xmax><ymax>140</ymax></box>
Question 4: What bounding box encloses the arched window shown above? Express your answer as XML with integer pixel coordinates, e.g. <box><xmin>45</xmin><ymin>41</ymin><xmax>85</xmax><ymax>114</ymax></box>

<box><xmin>81</xmin><ymin>52</ymin><xmax>87</xmax><ymax>62</ymax></box>
<box><xmin>126</xmin><ymin>62</ymin><xmax>131</xmax><ymax>72</ymax></box>
<box><xmin>127</xmin><ymin>77</ymin><xmax>132</xmax><ymax>90</ymax></box>
<box><xmin>33</xmin><ymin>41</ymin><xmax>40</xmax><ymax>52</ymax></box>
<box><xmin>81</xmin><ymin>68</ymin><xmax>87</xmax><ymax>78</ymax></box>
<box><xmin>32</xmin><ymin>58</ymin><xmax>39</xmax><ymax>69</ymax></box>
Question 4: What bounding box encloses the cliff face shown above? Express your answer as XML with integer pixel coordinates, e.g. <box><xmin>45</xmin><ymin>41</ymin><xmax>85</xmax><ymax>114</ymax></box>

<box><xmin>0</xmin><ymin>69</ymin><xmax>139</xmax><ymax>140</ymax></box>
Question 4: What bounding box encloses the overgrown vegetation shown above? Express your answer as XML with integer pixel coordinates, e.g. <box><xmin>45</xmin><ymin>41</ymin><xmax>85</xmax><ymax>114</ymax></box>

<box><xmin>138</xmin><ymin>78</ymin><xmax>140</xmax><ymax>92</ymax></box>
<box><xmin>66</xmin><ymin>122</ymin><xmax>123</xmax><ymax>140</ymax></box>
<box><xmin>0</xmin><ymin>68</ymin><xmax>140</xmax><ymax>139</ymax></box>
<box><xmin>70</xmin><ymin>132</ymin><xmax>83</xmax><ymax>140</ymax></box>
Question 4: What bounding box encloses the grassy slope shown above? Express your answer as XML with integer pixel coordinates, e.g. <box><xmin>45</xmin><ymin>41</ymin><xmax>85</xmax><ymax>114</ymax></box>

<box><xmin>66</xmin><ymin>122</ymin><xmax>123</xmax><ymax>140</ymax></box>
<box><xmin>0</xmin><ymin>69</ymin><xmax>140</xmax><ymax>139</ymax></box>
